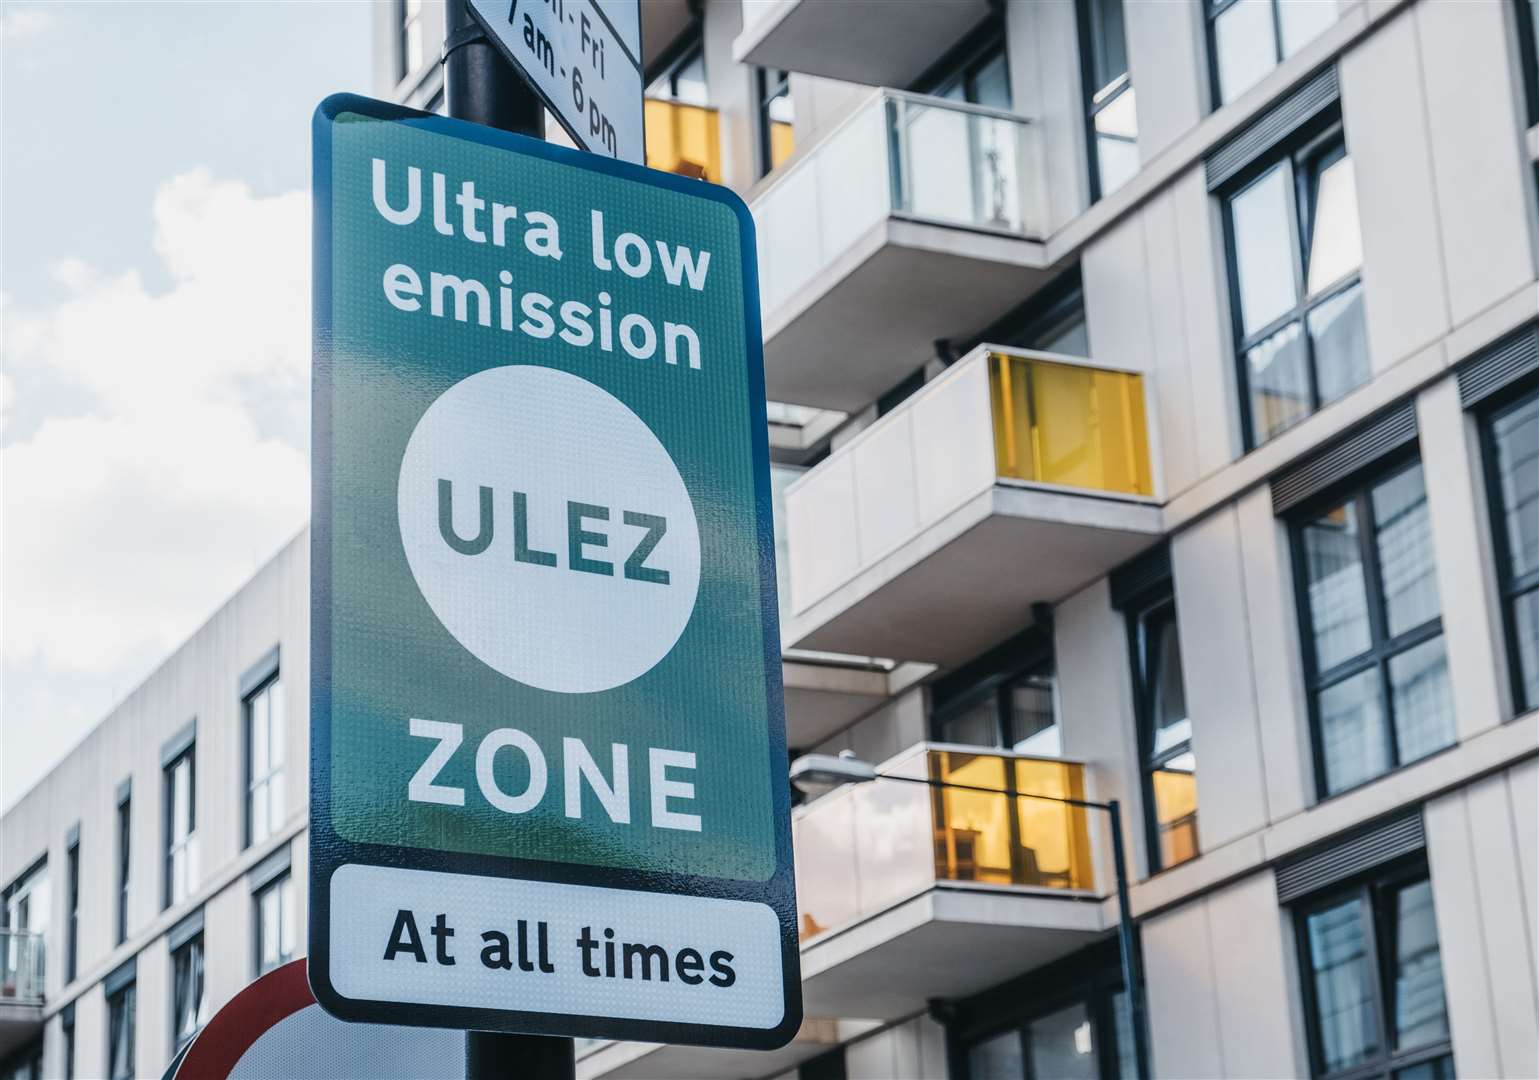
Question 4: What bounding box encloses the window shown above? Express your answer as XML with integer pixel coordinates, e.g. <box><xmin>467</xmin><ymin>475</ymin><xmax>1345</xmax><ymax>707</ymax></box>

<box><xmin>1208</xmin><ymin>0</ymin><xmax>1339</xmax><ymax>105</ymax></box>
<box><xmin>254</xmin><ymin>872</ymin><xmax>297</xmax><ymax>976</ymax></box>
<box><xmin>170</xmin><ymin>934</ymin><xmax>207</xmax><ymax>1051</ymax></box>
<box><xmin>1294</xmin><ymin>459</ymin><xmax>1454</xmax><ymax>797</ymax></box>
<box><xmin>61</xmin><ymin>1006</ymin><xmax>75</xmax><ymax>1080</ymax></box>
<box><xmin>935</xmin><ymin>657</ymin><xmax>1060</xmax><ymax>756</ymax></box>
<box><xmin>115</xmin><ymin>793</ymin><xmax>131</xmax><ymax>945</ymax></box>
<box><xmin>246</xmin><ymin>672</ymin><xmax>286</xmax><ymax>847</ymax></box>
<box><xmin>1516</xmin><ymin>0</ymin><xmax>1539</xmax><ymax>127</ymax></box>
<box><xmin>954</xmin><ymin>942</ymin><xmax>1136</xmax><ymax>1080</ymax></box>
<box><xmin>2</xmin><ymin>861</ymin><xmax>49</xmax><ymax>986</ymax></box>
<box><xmin>65</xmin><ymin>837</ymin><xmax>78</xmax><ymax>984</ymax></box>
<box><xmin>398</xmin><ymin>0</ymin><xmax>425</xmax><ymax>82</ymax></box>
<box><xmin>106</xmin><ymin>980</ymin><xmax>135</xmax><ymax>1080</ymax></box>
<box><xmin>1</xmin><ymin>1043</ymin><xmax>41</xmax><ymax>1080</ymax></box>
<box><xmin>1224</xmin><ymin>126</ymin><xmax>1366</xmax><ymax>446</ymax></box>
<box><xmin>757</xmin><ymin>68</ymin><xmax>795</xmax><ymax>175</ymax></box>
<box><xmin>646</xmin><ymin>39</ymin><xmax>707</xmax><ymax>106</ymax></box>
<box><xmin>1080</xmin><ymin>0</ymin><xmax>1138</xmax><ymax>199</ymax></box>
<box><xmin>1482</xmin><ymin>384</ymin><xmax>1539</xmax><ymax>712</ymax></box>
<box><xmin>164</xmin><ymin>746</ymin><xmax>198</xmax><ymax>908</ymax></box>
<box><xmin>1131</xmin><ymin>596</ymin><xmax>1198</xmax><ymax>871</ymax></box>
<box><xmin>921</xmin><ymin>30</ymin><xmax>1010</xmax><ymax>110</ymax></box>
<box><xmin>1296</xmin><ymin>865</ymin><xmax>1452</xmax><ymax>1079</ymax></box>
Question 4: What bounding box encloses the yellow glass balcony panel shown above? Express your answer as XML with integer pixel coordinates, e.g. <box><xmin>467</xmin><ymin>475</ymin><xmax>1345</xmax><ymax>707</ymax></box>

<box><xmin>928</xmin><ymin>751</ymin><xmax>1095</xmax><ymax>892</ymax></box>
<box><xmin>644</xmin><ymin>99</ymin><xmax>722</xmax><ymax>182</ymax></box>
<box><xmin>769</xmin><ymin>120</ymin><xmax>795</xmax><ymax>170</ymax></box>
<box><xmin>988</xmin><ymin>353</ymin><xmax>1153</xmax><ymax>497</ymax></box>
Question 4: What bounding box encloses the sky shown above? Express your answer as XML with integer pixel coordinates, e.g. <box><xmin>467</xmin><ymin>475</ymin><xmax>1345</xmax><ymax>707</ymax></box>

<box><xmin>2</xmin><ymin>1</ymin><xmax>373</xmax><ymax>808</ymax></box>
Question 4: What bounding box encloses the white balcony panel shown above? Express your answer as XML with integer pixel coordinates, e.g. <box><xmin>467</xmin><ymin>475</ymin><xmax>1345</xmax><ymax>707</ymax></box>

<box><xmin>801</xmin><ymin>888</ymin><xmax>1106</xmax><ymax>1021</ymax></box>
<box><xmin>783</xmin><ymin>349</ymin><xmax>1162</xmax><ymax>665</ymax></box>
<box><xmin>734</xmin><ymin>0</ymin><xmax>994</xmax><ymax>88</ymax></box>
<box><xmin>752</xmin><ymin>93</ymin><xmax>1050</xmax><ymax>412</ymax></box>
<box><xmin>783</xmin><ymin>659</ymin><xmax>892</xmax><ymax>749</ymax></box>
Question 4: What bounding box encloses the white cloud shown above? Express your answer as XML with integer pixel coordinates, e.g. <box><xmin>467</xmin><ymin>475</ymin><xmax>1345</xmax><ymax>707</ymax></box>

<box><xmin>2</xmin><ymin>171</ymin><xmax>310</xmax><ymax>684</ymax></box>
<box><xmin>0</xmin><ymin>7</ymin><xmax>54</xmax><ymax>43</ymax></box>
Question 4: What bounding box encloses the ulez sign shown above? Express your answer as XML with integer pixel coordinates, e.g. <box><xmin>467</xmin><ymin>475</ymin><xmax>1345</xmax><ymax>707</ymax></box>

<box><xmin>309</xmin><ymin>94</ymin><xmax>799</xmax><ymax>1048</ymax></box>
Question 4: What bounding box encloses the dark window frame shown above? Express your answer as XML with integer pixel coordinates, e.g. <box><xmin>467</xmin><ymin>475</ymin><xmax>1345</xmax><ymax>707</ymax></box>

<box><xmin>1478</xmin><ymin>376</ymin><xmax>1539</xmax><ymax>714</ymax></box>
<box><xmin>243</xmin><ymin>670</ymin><xmax>283</xmax><ymax>850</ymax></box>
<box><xmin>1127</xmin><ymin>589</ymin><xmax>1199</xmax><ymax>873</ymax></box>
<box><xmin>1292</xmin><ymin>858</ymin><xmax>1454</xmax><ymax>1080</ymax></box>
<box><xmin>756</xmin><ymin>67</ymin><xmax>794</xmax><ymax>177</ymax></box>
<box><xmin>252</xmin><ymin>871</ymin><xmax>296</xmax><ymax>978</ymax></box>
<box><xmin>115</xmin><ymin>790</ymin><xmax>131</xmax><ymax>946</ymax></box>
<box><xmin>163</xmin><ymin>745</ymin><xmax>196</xmax><ymax>911</ymax></box>
<box><xmin>1514</xmin><ymin>0</ymin><xmax>1539</xmax><ymax>128</ymax></box>
<box><xmin>950</xmin><ymin>940</ymin><xmax>1133</xmax><ymax>1080</ymax></box>
<box><xmin>646</xmin><ymin>31</ymin><xmax>706</xmax><ymax>103</ymax></box>
<box><xmin>105</xmin><ymin>979</ymin><xmax>136</xmax><ymax>1080</ymax></box>
<box><xmin>1220</xmin><ymin>115</ymin><xmax>1364</xmax><ymax>449</ymax></box>
<box><xmin>61</xmin><ymin>1005</ymin><xmax>75</xmax><ymax>1080</ymax></box>
<box><xmin>1289</xmin><ymin>450</ymin><xmax>1451</xmax><ymax>800</ymax></box>
<box><xmin>169</xmin><ymin>932</ymin><xmax>206</xmax><ymax>1052</ymax></box>
<box><xmin>1078</xmin><ymin>0</ymin><xmax>1135</xmax><ymax>203</ymax></box>
<box><xmin>64</xmin><ymin>836</ymin><xmax>79</xmax><ymax>984</ymax></box>
<box><xmin>931</xmin><ymin>652</ymin><xmax>1059</xmax><ymax>754</ymax></box>
<box><xmin>911</xmin><ymin>16</ymin><xmax>1010</xmax><ymax>105</ymax></box>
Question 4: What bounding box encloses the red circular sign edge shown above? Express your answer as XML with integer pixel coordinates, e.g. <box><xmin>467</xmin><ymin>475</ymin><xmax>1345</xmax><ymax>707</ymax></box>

<box><xmin>174</xmin><ymin>958</ymin><xmax>314</xmax><ymax>1080</ymax></box>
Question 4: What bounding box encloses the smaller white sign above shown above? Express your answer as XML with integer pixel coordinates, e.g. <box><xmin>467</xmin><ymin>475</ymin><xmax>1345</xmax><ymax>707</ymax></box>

<box><xmin>467</xmin><ymin>0</ymin><xmax>645</xmax><ymax>166</ymax></box>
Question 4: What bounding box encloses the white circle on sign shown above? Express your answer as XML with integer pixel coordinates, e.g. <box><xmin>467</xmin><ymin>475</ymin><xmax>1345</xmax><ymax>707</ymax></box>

<box><xmin>397</xmin><ymin>365</ymin><xmax>701</xmax><ymax>694</ymax></box>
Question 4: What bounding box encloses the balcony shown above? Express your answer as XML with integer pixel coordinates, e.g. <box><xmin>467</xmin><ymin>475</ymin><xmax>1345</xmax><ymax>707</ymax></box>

<box><xmin>644</xmin><ymin>99</ymin><xmax>721</xmax><ymax>182</ymax></box>
<box><xmin>734</xmin><ymin>0</ymin><xmax>993</xmax><ymax>89</ymax></box>
<box><xmin>783</xmin><ymin>346</ymin><xmax>1162</xmax><ymax>666</ymax></box>
<box><xmin>0</xmin><ymin>930</ymin><xmax>44</xmax><ymax>1059</ymax></box>
<box><xmin>752</xmin><ymin>90</ymin><xmax>1052</xmax><ymax>412</ymax></box>
<box><xmin>795</xmin><ymin>745</ymin><xmax>1108</xmax><ymax>1020</ymax></box>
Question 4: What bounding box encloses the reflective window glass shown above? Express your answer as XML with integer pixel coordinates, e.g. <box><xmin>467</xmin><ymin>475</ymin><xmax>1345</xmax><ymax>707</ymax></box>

<box><xmin>1492</xmin><ymin>393</ymin><xmax>1539</xmax><ymax>580</ymax></box>
<box><xmin>1309</xmin><ymin>281</ymin><xmax>1369</xmax><ymax>406</ymax></box>
<box><xmin>1231</xmin><ymin>165</ymin><xmax>1299</xmax><ymax>336</ymax></box>
<box><xmin>1391</xmin><ymin>880</ymin><xmax>1449</xmax><ymax>1051</ymax></box>
<box><xmin>1303</xmin><ymin>502</ymin><xmax>1372</xmax><ymax>673</ymax></box>
<box><xmin>1388</xmin><ymin>637</ymin><xmax>1454</xmax><ymax>766</ymax></box>
<box><xmin>1248</xmin><ymin>320</ymin><xmax>1313</xmax><ymax>440</ymax></box>
<box><xmin>1372</xmin><ymin>465</ymin><xmax>1439</xmax><ymax>637</ymax></box>
<box><xmin>1307</xmin><ymin>156</ymin><xmax>1363</xmax><ymax>294</ymax></box>
<box><xmin>967</xmin><ymin>1029</ymin><xmax>1023</xmax><ymax>1080</ymax></box>
<box><xmin>1278</xmin><ymin>0</ymin><xmax>1339</xmax><ymax>57</ymax></box>
<box><xmin>1318</xmin><ymin>667</ymin><xmax>1389</xmax><ymax>796</ymax></box>
<box><xmin>1029</xmin><ymin>1002</ymin><xmax>1098</xmax><ymax>1080</ymax></box>
<box><xmin>1214</xmin><ymin>0</ymin><xmax>1277</xmax><ymax>104</ymax></box>
<box><xmin>1306</xmin><ymin>896</ymin><xmax>1379</xmax><ymax>1073</ymax></box>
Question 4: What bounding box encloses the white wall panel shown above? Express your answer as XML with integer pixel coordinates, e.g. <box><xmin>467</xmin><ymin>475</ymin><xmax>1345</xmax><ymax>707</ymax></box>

<box><xmin>1142</xmin><ymin>900</ymin><xmax>1224</xmax><ymax>1078</ymax></box>
<box><xmin>1339</xmin><ymin>13</ymin><xmax>1450</xmax><ymax>370</ymax></box>
<box><xmin>1205</xmin><ymin>872</ymin><xmax>1305</xmax><ymax>1078</ymax></box>
<box><xmin>1125</xmin><ymin>0</ymin><xmax>1208</xmax><ymax>161</ymax></box>
<box><xmin>911</xmin><ymin>362</ymin><xmax>995</xmax><ymax>528</ymax></box>
<box><xmin>1417</xmin><ymin>0</ymin><xmax>1538</xmax><ymax>326</ymax></box>
<box><xmin>1141</xmin><ymin>189</ymin><xmax>1201</xmax><ymax>495</ymax></box>
<box><xmin>853</xmin><ymin>413</ymin><xmax>919</xmax><ymax>566</ymax></box>
<box><xmin>1236</xmin><ymin>486</ymin><xmax>1314</xmax><ymax>818</ymax></box>
<box><xmin>1082</xmin><ymin>212</ymin><xmax>1154</xmax><ymax>377</ymax></box>
<box><xmin>1171</xmin><ymin>168</ymin><xmax>1241</xmax><ymax>477</ymax></box>
<box><xmin>1171</xmin><ymin>507</ymin><xmax>1270</xmax><ymax>847</ymax></box>
<box><xmin>787</xmin><ymin>453</ymin><xmax>860</xmax><ymax>612</ymax></box>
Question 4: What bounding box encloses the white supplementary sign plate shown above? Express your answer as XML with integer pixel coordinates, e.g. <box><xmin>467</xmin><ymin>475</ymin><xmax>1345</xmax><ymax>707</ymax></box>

<box><xmin>467</xmin><ymin>0</ymin><xmax>645</xmax><ymax>165</ymax></box>
<box><xmin>329</xmin><ymin>864</ymin><xmax>786</xmax><ymax>1028</ymax></box>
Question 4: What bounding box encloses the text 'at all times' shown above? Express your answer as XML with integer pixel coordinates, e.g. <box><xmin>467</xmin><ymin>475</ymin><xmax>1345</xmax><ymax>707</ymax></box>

<box><xmin>371</xmin><ymin>159</ymin><xmax>713</xmax><ymax>370</ymax></box>
<box><xmin>383</xmin><ymin>911</ymin><xmax>740</xmax><ymax>987</ymax></box>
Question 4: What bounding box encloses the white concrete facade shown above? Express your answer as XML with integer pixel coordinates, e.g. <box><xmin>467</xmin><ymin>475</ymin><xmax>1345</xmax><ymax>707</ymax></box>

<box><xmin>5</xmin><ymin>1</ymin><xmax>1539</xmax><ymax>1078</ymax></box>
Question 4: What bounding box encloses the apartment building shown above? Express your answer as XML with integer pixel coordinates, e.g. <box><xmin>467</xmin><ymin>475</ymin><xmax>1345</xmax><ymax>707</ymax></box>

<box><xmin>4</xmin><ymin>1</ymin><xmax>1537</xmax><ymax>1078</ymax></box>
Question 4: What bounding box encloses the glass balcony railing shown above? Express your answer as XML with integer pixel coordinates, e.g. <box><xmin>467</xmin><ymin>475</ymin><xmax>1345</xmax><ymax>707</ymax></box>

<box><xmin>0</xmin><ymin>930</ymin><xmax>44</xmax><ymax>1004</ymax></box>
<box><xmin>644</xmin><ymin>99</ymin><xmax>722</xmax><ymax>182</ymax></box>
<box><xmin>988</xmin><ymin>350</ymin><xmax>1154</xmax><ymax>497</ymax></box>
<box><xmin>885</xmin><ymin>91</ymin><xmax>1036</xmax><ymax>235</ymax></box>
<box><xmin>794</xmin><ymin>746</ymin><xmax>1096</xmax><ymax>943</ymax></box>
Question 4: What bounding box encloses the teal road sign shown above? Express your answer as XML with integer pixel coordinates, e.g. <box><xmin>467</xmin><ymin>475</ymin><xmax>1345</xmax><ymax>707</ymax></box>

<box><xmin>309</xmin><ymin>94</ymin><xmax>799</xmax><ymax>1049</ymax></box>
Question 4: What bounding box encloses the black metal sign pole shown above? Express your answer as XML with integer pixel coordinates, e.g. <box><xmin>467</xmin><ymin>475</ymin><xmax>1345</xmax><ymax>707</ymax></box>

<box><xmin>442</xmin><ymin>1</ymin><xmax>568</xmax><ymax>1076</ymax></box>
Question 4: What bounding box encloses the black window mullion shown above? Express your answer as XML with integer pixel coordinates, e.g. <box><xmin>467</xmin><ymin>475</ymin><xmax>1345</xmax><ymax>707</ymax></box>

<box><xmin>1268</xmin><ymin>0</ymin><xmax>1286</xmax><ymax>65</ymax></box>
<box><xmin>1355</xmin><ymin>485</ymin><xmax>1403</xmax><ymax>772</ymax></box>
